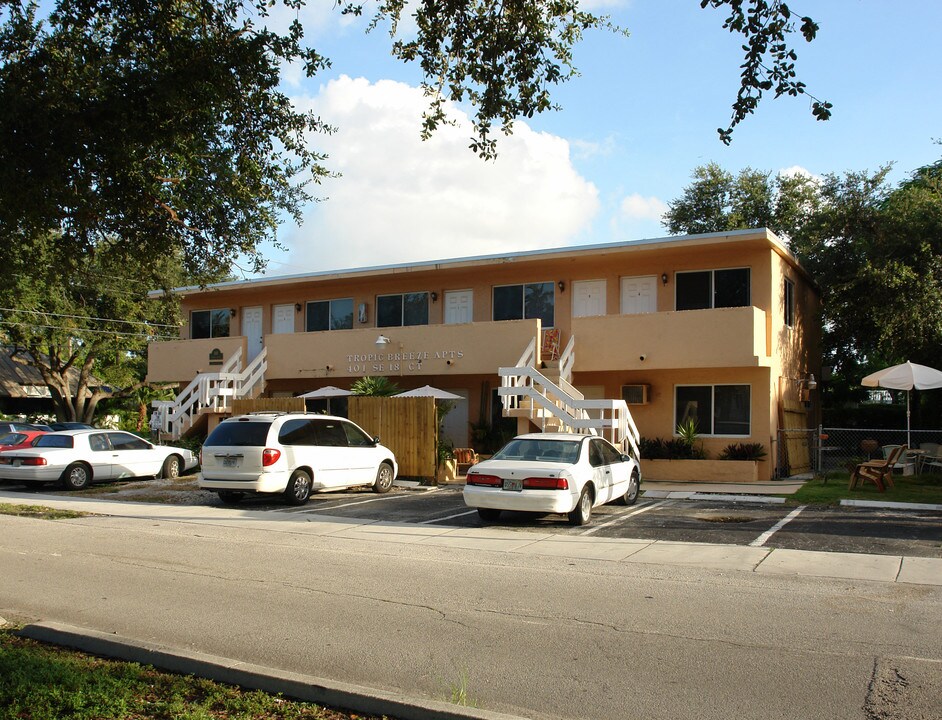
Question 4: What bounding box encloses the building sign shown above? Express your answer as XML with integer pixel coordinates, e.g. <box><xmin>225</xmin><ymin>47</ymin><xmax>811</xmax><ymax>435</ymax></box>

<box><xmin>208</xmin><ymin>348</ymin><xmax>224</xmax><ymax>366</ymax></box>
<box><xmin>346</xmin><ymin>350</ymin><xmax>464</xmax><ymax>375</ymax></box>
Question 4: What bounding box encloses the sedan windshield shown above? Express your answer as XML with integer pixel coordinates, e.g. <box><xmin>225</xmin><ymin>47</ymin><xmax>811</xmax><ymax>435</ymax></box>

<box><xmin>492</xmin><ymin>439</ymin><xmax>581</xmax><ymax>464</ymax></box>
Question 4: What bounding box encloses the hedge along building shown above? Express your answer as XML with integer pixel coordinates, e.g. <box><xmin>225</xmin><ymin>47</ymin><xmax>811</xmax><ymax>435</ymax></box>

<box><xmin>146</xmin><ymin>228</ymin><xmax>821</xmax><ymax>481</ymax></box>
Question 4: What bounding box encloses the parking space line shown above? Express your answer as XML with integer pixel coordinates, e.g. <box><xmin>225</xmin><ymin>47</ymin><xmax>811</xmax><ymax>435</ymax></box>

<box><xmin>749</xmin><ymin>505</ymin><xmax>806</xmax><ymax>547</ymax></box>
<box><xmin>281</xmin><ymin>491</ymin><xmax>438</xmax><ymax>514</ymax></box>
<box><xmin>418</xmin><ymin>509</ymin><xmax>478</xmax><ymax>524</ymax></box>
<box><xmin>580</xmin><ymin>500</ymin><xmax>671</xmax><ymax>536</ymax></box>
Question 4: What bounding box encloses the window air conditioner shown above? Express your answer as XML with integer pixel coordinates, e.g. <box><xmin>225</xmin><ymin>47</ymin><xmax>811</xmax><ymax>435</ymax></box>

<box><xmin>621</xmin><ymin>384</ymin><xmax>650</xmax><ymax>405</ymax></box>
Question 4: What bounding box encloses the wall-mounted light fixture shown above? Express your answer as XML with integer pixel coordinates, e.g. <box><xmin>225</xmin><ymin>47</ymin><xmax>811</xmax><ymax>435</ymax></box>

<box><xmin>558</xmin><ymin>281</ymin><xmax>565</xmax><ymax>292</ymax></box>
<box><xmin>799</xmin><ymin>373</ymin><xmax>817</xmax><ymax>390</ymax></box>
<box><xmin>230</xmin><ymin>308</ymin><xmax>238</xmax><ymax>317</ymax></box>
<box><xmin>430</xmin><ymin>292</ymin><xmax>438</xmax><ymax>302</ymax></box>
<box><xmin>295</xmin><ymin>302</ymin><xmax>302</xmax><ymax>313</ymax></box>
<box><xmin>661</xmin><ymin>273</ymin><xmax>669</xmax><ymax>286</ymax></box>
<box><xmin>375</xmin><ymin>334</ymin><xmax>391</xmax><ymax>346</ymax></box>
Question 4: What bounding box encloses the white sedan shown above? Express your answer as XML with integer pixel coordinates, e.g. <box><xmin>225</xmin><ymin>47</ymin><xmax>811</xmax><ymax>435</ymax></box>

<box><xmin>462</xmin><ymin>433</ymin><xmax>641</xmax><ymax>526</ymax></box>
<box><xmin>0</xmin><ymin>429</ymin><xmax>198</xmax><ymax>490</ymax></box>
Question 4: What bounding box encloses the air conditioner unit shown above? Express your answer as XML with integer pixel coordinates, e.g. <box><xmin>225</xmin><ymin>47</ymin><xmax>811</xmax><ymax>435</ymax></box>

<box><xmin>621</xmin><ymin>384</ymin><xmax>650</xmax><ymax>405</ymax></box>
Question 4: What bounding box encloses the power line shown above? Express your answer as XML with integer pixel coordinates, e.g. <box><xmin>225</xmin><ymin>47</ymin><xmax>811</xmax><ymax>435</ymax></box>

<box><xmin>0</xmin><ymin>320</ymin><xmax>178</xmax><ymax>340</ymax></box>
<box><xmin>0</xmin><ymin>308</ymin><xmax>180</xmax><ymax>329</ymax></box>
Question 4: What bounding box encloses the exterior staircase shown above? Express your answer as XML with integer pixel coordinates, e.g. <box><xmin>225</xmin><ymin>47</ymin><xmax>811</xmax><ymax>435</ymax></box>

<box><xmin>152</xmin><ymin>347</ymin><xmax>268</xmax><ymax>441</ymax></box>
<box><xmin>498</xmin><ymin>336</ymin><xmax>641</xmax><ymax>458</ymax></box>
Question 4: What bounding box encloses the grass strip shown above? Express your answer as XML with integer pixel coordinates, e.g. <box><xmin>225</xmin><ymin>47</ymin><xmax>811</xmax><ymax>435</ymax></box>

<box><xmin>0</xmin><ymin>630</ymin><xmax>386</xmax><ymax>720</ymax></box>
<box><xmin>785</xmin><ymin>473</ymin><xmax>942</xmax><ymax>506</ymax></box>
<box><xmin>0</xmin><ymin>503</ymin><xmax>87</xmax><ymax>520</ymax></box>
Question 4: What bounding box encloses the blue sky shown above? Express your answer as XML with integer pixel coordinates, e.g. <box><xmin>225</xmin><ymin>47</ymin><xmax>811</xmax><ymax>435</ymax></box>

<box><xmin>255</xmin><ymin>0</ymin><xmax>942</xmax><ymax>277</ymax></box>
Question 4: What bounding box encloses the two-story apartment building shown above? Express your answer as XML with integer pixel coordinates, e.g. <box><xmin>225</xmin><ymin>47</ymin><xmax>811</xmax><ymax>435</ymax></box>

<box><xmin>147</xmin><ymin>228</ymin><xmax>821</xmax><ymax>480</ymax></box>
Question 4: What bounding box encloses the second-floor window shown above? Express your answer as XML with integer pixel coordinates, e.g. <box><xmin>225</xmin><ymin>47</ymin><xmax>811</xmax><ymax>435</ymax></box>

<box><xmin>784</xmin><ymin>277</ymin><xmax>795</xmax><ymax>327</ymax></box>
<box><xmin>676</xmin><ymin>268</ymin><xmax>750</xmax><ymax>311</ymax></box>
<box><xmin>493</xmin><ymin>282</ymin><xmax>555</xmax><ymax>328</ymax></box>
<box><xmin>377</xmin><ymin>292</ymin><xmax>429</xmax><ymax>327</ymax></box>
<box><xmin>306</xmin><ymin>298</ymin><xmax>354</xmax><ymax>331</ymax></box>
<box><xmin>190</xmin><ymin>309</ymin><xmax>231</xmax><ymax>339</ymax></box>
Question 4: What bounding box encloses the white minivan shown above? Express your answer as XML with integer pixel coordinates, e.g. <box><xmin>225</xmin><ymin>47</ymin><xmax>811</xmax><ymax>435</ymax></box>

<box><xmin>198</xmin><ymin>413</ymin><xmax>398</xmax><ymax>505</ymax></box>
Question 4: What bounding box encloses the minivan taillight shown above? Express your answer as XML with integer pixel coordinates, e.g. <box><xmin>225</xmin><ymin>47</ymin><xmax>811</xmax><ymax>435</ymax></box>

<box><xmin>262</xmin><ymin>448</ymin><xmax>281</xmax><ymax>467</ymax></box>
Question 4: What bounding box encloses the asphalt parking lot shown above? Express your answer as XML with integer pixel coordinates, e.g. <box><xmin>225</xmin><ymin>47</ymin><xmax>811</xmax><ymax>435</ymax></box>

<box><xmin>3</xmin><ymin>479</ymin><xmax>940</xmax><ymax>559</ymax></box>
<box><xmin>209</xmin><ymin>484</ymin><xmax>942</xmax><ymax>559</ymax></box>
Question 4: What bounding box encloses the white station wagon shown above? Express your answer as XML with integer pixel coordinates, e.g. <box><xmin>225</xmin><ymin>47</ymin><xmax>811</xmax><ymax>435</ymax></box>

<box><xmin>198</xmin><ymin>413</ymin><xmax>398</xmax><ymax>505</ymax></box>
<box><xmin>0</xmin><ymin>430</ymin><xmax>198</xmax><ymax>490</ymax></box>
<box><xmin>463</xmin><ymin>433</ymin><xmax>641</xmax><ymax>526</ymax></box>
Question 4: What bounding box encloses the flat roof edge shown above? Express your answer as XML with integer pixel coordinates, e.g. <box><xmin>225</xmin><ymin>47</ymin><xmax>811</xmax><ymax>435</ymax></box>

<box><xmin>151</xmin><ymin>228</ymin><xmax>784</xmax><ymax>297</ymax></box>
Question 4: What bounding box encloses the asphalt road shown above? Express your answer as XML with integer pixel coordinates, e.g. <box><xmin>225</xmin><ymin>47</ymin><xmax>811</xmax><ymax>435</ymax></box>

<box><xmin>2</xmin><ymin>503</ymin><xmax>942</xmax><ymax>720</ymax></box>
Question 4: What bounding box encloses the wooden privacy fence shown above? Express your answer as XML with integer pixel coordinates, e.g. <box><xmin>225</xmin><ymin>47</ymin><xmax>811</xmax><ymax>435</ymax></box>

<box><xmin>349</xmin><ymin>396</ymin><xmax>436</xmax><ymax>479</ymax></box>
<box><xmin>231</xmin><ymin>397</ymin><xmax>305</xmax><ymax>415</ymax></box>
<box><xmin>778</xmin><ymin>378</ymin><xmax>811</xmax><ymax>475</ymax></box>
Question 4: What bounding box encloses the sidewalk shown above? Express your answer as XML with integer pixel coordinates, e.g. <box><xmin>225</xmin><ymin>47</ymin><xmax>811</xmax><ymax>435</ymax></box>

<box><xmin>2</xmin><ymin>489</ymin><xmax>940</xmax><ymax>586</ymax></box>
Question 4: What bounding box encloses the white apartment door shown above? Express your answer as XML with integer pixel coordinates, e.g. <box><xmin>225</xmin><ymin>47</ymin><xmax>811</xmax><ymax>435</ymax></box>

<box><xmin>440</xmin><ymin>389</ymin><xmax>470</xmax><ymax>448</ymax></box>
<box><xmin>572</xmin><ymin>280</ymin><xmax>607</xmax><ymax>317</ymax></box>
<box><xmin>273</xmin><ymin>304</ymin><xmax>295</xmax><ymax>334</ymax></box>
<box><xmin>620</xmin><ymin>276</ymin><xmax>657</xmax><ymax>314</ymax></box>
<box><xmin>444</xmin><ymin>290</ymin><xmax>473</xmax><ymax>324</ymax></box>
<box><xmin>241</xmin><ymin>306</ymin><xmax>263</xmax><ymax>362</ymax></box>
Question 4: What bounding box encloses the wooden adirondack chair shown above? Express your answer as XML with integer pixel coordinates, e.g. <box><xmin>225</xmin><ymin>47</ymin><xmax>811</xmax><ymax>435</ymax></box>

<box><xmin>849</xmin><ymin>445</ymin><xmax>906</xmax><ymax>492</ymax></box>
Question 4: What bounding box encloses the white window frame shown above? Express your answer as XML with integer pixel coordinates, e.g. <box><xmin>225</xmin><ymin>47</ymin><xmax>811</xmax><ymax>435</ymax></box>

<box><xmin>674</xmin><ymin>383</ymin><xmax>752</xmax><ymax>437</ymax></box>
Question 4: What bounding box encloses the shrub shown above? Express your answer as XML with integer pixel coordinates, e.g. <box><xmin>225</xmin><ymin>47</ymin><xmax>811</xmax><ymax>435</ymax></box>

<box><xmin>719</xmin><ymin>442</ymin><xmax>767</xmax><ymax>461</ymax></box>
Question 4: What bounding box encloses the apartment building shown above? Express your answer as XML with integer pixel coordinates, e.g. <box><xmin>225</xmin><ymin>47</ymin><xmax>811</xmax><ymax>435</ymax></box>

<box><xmin>147</xmin><ymin>228</ymin><xmax>821</xmax><ymax>481</ymax></box>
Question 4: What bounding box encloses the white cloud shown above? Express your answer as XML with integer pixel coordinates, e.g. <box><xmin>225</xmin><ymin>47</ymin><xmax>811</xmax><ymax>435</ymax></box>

<box><xmin>618</xmin><ymin>193</ymin><xmax>668</xmax><ymax>221</ymax></box>
<box><xmin>777</xmin><ymin>165</ymin><xmax>822</xmax><ymax>183</ymax></box>
<box><xmin>277</xmin><ymin>76</ymin><xmax>600</xmax><ymax>272</ymax></box>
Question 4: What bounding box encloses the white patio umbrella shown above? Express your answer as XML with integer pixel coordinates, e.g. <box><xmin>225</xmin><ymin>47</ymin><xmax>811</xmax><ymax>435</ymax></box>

<box><xmin>861</xmin><ymin>361</ymin><xmax>942</xmax><ymax>446</ymax></box>
<box><xmin>296</xmin><ymin>386</ymin><xmax>352</xmax><ymax>415</ymax></box>
<box><xmin>393</xmin><ymin>385</ymin><xmax>464</xmax><ymax>400</ymax></box>
<box><xmin>296</xmin><ymin>386</ymin><xmax>352</xmax><ymax>399</ymax></box>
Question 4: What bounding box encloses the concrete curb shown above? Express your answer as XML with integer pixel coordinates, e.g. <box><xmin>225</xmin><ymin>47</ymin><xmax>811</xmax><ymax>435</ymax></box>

<box><xmin>841</xmin><ymin>499</ymin><xmax>942</xmax><ymax>511</ymax></box>
<box><xmin>643</xmin><ymin>490</ymin><xmax>786</xmax><ymax>504</ymax></box>
<box><xmin>17</xmin><ymin>621</ymin><xmax>528</xmax><ymax>720</ymax></box>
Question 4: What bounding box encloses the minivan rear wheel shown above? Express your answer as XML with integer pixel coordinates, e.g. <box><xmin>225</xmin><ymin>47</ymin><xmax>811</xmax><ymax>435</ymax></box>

<box><xmin>283</xmin><ymin>470</ymin><xmax>312</xmax><ymax>506</ymax></box>
<box><xmin>373</xmin><ymin>462</ymin><xmax>394</xmax><ymax>493</ymax></box>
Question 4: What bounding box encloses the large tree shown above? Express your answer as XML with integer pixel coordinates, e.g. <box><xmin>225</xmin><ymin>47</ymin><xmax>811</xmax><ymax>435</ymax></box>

<box><xmin>0</xmin><ymin>234</ymin><xmax>184</xmax><ymax>422</ymax></box>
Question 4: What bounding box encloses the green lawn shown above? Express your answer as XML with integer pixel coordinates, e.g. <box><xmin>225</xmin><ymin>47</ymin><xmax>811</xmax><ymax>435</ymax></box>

<box><xmin>0</xmin><ymin>630</ymin><xmax>385</xmax><ymax>720</ymax></box>
<box><xmin>785</xmin><ymin>473</ymin><xmax>942</xmax><ymax>506</ymax></box>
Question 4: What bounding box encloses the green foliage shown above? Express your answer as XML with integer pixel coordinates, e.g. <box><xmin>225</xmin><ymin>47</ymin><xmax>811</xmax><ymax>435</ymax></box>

<box><xmin>350</xmin><ymin>375</ymin><xmax>400</xmax><ymax>396</ymax></box>
<box><xmin>639</xmin><ymin>436</ymin><xmax>707</xmax><ymax>460</ymax></box>
<box><xmin>0</xmin><ymin>0</ymin><xmax>332</xmax><ymax>280</ymax></box>
<box><xmin>0</xmin><ymin>631</ymin><xmax>360</xmax><ymax>719</ymax></box>
<box><xmin>787</xmin><ymin>473</ymin><xmax>942</xmax><ymax>506</ymax></box>
<box><xmin>701</xmin><ymin>0</ymin><xmax>831</xmax><ymax>144</ymax></box>
<box><xmin>0</xmin><ymin>234</ymin><xmax>184</xmax><ymax>423</ymax></box>
<box><xmin>719</xmin><ymin>442</ymin><xmax>767</xmax><ymax>461</ymax></box>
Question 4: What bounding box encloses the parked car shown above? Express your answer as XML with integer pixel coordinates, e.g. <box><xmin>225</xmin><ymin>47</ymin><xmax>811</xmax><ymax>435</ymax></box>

<box><xmin>0</xmin><ymin>421</ymin><xmax>52</xmax><ymax>434</ymax></box>
<box><xmin>0</xmin><ymin>430</ymin><xmax>198</xmax><ymax>489</ymax></box>
<box><xmin>198</xmin><ymin>413</ymin><xmax>398</xmax><ymax>506</ymax></box>
<box><xmin>462</xmin><ymin>433</ymin><xmax>641</xmax><ymax>526</ymax></box>
<box><xmin>48</xmin><ymin>422</ymin><xmax>95</xmax><ymax>431</ymax></box>
<box><xmin>0</xmin><ymin>430</ymin><xmax>47</xmax><ymax>452</ymax></box>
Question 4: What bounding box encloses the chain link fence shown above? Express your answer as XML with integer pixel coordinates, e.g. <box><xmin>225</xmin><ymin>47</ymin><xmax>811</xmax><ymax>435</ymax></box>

<box><xmin>775</xmin><ymin>426</ymin><xmax>942</xmax><ymax>478</ymax></box>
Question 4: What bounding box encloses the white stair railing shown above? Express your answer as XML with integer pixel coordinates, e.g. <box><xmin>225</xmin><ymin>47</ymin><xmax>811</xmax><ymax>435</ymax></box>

<box><xmin>498</xmin><ymin>338</ymin><xmax>640</xmax><ymax>457</ymax></box>
<box><xmin>153</xmin><ymin>347</ymin><xmax>268</xmax><ymax>440</ymax></box>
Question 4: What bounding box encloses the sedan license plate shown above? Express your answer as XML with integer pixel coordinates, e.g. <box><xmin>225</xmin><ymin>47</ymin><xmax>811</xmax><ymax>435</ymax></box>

<box><xmin>503</xmin><ymin>478</ymin><xmax>522</xmax><ymax>492</ymax></box>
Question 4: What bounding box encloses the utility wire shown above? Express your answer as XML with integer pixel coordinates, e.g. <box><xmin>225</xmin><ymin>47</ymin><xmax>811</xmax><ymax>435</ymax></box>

<box><xmin>0</xmin><ymin>308</ymin><xmax>180</xmax><ymax>329</ymax></box>
<box><xmin>0</xmin><ymin>320</ymin><xmax>178</xmax><ymax>340</ymax></box>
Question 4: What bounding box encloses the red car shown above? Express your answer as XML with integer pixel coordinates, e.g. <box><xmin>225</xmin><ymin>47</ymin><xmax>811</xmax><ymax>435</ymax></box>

<box><xmin>0</xmin><ymin>430</ymin><xmax>47</xmax><ymax>452</ymax></box>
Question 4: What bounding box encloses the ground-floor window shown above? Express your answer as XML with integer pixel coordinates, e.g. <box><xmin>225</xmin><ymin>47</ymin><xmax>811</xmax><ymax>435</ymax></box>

<box><xmin>675</xmin><ymin>384</ymin><xmax>751</xmax><ymax>436</ymax></box>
